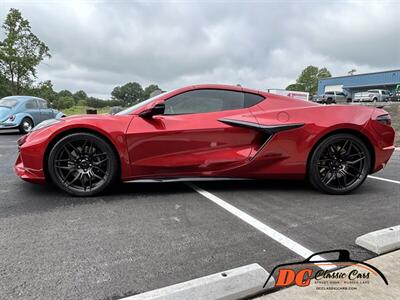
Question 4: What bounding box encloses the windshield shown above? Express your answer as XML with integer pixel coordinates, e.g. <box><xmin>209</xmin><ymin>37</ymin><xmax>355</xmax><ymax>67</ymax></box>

<box><xmin>0</xmin><ymin>98</ymin><xmax>19</xmax><ymax>108</ymax></box>
<box><xmin>116</xmin><ymin>93</ymin><xmax>164</xmax><ymax>115</ymax></box>
<box><xmin>116</xmin><ymin>92</ymin><xmax>167</xmax><ymax>115</ymax></box>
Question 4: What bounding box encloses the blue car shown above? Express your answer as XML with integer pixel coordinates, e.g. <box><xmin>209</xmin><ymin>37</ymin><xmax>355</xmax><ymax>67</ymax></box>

<box><xmin>0</xmin><ymin>96</ymin><xmax>65</xmax><ymax>134</ymax></box>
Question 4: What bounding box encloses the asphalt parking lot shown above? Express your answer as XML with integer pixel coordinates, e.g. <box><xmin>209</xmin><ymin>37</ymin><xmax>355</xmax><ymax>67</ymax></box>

<box><xmin>0</xmin><ymin>130</ymin><xmax>399</xmax><ymax>299</ymax></box>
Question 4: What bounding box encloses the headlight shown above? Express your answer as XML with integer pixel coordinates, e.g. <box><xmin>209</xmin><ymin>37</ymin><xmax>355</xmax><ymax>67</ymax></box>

<box><xmin>8</xmin><ymin>115</ymin><xmax>16</xmax><ymax>121</ymax></box>
<box><xmin>31</xmin><ymin>119</ymin><xmax>61</xmax><ymax>132</ymax></box>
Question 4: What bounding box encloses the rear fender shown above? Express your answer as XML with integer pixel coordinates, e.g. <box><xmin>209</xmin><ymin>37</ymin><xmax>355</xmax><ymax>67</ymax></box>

<box><xmin>15</xmin><ymin>112</ymin><xmax>35</xmax><ymax>126</ymax></box>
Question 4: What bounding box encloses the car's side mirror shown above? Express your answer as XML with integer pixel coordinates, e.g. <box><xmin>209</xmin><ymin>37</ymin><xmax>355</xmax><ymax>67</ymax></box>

<box><xmin>139</xmin><ymin>103</ymin><xmax>165</xmax><ymax>118</ymax></box>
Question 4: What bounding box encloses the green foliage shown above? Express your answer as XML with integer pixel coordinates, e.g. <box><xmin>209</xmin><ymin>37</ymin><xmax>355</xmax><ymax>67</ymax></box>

<box><xmin>54</xmin><ymin>96</ymin><xmax>74</xmax><ymax>109</ymax></box>
<box><xmin>58</xmin><ymin>89</ymin><xmax>73</xmax><ymax>98</ymax></box>
<box><xmin>0</xmin><ymin>8</ymin><xmax>50</xmax><ymax>94</ymax></box>
<box><xmin>30</xmin><ymin>80</ymin><xmax>56</xmax><ymax>102</ymax></box>
<box><xmin>143</xmin><ymin>84</ymin><xmax>161</xmax><ymax>100</ymax></box>
<box><xmin>285</xmin><ymin>83</ymin><xmax>305</xmax><ymax>92</ymax></box>
<box><xmin>63</xmin><ymin>106</ymin><xmax>111</xmax><ymax>116</ymax></box>
<box><xmin>286</xmin><ymin>65</ymin><xmax>331</xmax><ymax>96</ymax></box>
<box><xmin>0</xmin><ymin>71</ymin><xmax>11</xmax><ymax>97</ymax></box>
<box><xmin>73</xmin><ymin>90</ymin><xmax>87</xmax><ymax>101</ymax></box>
<box><xmin>77</xmin><ymin>99</ymin><xmax>87</xmax><ymax>106</ymax></box>
<box><xmin>111</xmin><ymin>82</ymin><xmax>144</xmax><ymax>105</ymax></box>
<box><xmin>86</xmin><ymin>96</ymin><xmax>124</xmax><ymax>108</ymax></box>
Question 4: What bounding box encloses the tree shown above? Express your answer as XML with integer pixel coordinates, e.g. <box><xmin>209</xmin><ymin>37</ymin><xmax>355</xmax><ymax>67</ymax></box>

<box><xmin>73</xmin><ymin>90</ymin><xmax>87</xmax><ymax>101</ymax></box>
<box><xmin>31</xmin><ymin>80</ymin><xmax>56</xmax><ymax>102</ymax></box>
<box><xmin>58</xmin><ymin>89</ymin><xmax>73</xmax><ymax>98</ymax></box>
<box><xmin>0</xmin><ymin>71</ymin><xmax>11</xmax><ymax>97</ymax></box>
<box><xmin>0</xmin><ymin>8</ymin><xmax>50</xmax><ymax>94</ymax></box>
<box><xmin>142</xmin><ymin>84</ymin><xmax>161</xmax><ymax>100</ymax></box>
<box><xmin>285</xmin><ymin>83</ymin><xmax>305</xmax><ymax>92</ymax></box>
<box><xmin>54</xmin><ymin>96</ymin><xmax>74</xmax><ymax>109</ymax></box>
<box><xmin>77</xmin><ymin>99</ymin><xmax>87</xmax><ymax>106</ymax></box>
<box><xmin>286</xmin><ymin>65</ymin><xmax>331</xmax><ymax>95</ymax></box>
<box><xmin>111</xmin><ymin>82</ymin><xmax>144</xmax><ymax>105</ymax></box>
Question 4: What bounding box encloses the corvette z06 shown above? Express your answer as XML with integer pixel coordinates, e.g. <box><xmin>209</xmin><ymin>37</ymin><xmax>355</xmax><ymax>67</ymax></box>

<box><xmin>15</xmin><ymin>84</ymin><xmax>395</xmax><ymax>196</ymax></box>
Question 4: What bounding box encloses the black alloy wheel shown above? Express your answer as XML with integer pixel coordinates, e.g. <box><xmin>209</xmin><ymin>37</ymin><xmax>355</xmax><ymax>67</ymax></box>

<box><xmin>308</xmin><ymin>134</ymin><xmax>371</xmax><ymax>194</ymax></box>
<box><xmin>48</xmin><ymin>132</ymin><xmax>118</xmax><ymax>196</ymax></box>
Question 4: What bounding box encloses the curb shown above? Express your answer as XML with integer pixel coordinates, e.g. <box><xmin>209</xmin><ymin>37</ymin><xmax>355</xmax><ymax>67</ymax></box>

<box><xmin>121</xmin><ymin>263</ymin><xmax>274</xmax><ymax>300</ymax></box>
<box><xmin>355</xmin><ymin>225</ymin><xmax>400</xmax><ymax>254</ymax></box>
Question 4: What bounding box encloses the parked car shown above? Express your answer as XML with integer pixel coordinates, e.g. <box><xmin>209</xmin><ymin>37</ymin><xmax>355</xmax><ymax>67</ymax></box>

<box><xmin>15</xmin><ymin>84</ymin><xmax>395</xmax><ymax>196</ymax></box>
<box><xmin>353</xmin><ymin>89</ymin><xmax>391</xmax><ymax>102</ymax></box>
<box><xmin>393</xmin><ymin>85</ymin><xmax>400</xmax><ymax>101</ymax></box>
<box><xmin>311</xmin><ymin>95</ymin><xmax>324</xmax><ymax>103</ymax></box>
<box><xmin>0</xmin><ymin>96</ymin><xmax>65</xmax><ymax>133</ymax></box>
<box><xmin>321</xmin><ymin>91</ymin><xmax>351</xmax><ymax>104</ymax></box>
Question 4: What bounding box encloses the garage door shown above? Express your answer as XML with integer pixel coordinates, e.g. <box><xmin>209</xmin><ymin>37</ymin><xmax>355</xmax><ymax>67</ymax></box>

<box><xmin>324</xmin><ymin>85</ymin><xmax>343</xmax><ymax>92</ymax></box>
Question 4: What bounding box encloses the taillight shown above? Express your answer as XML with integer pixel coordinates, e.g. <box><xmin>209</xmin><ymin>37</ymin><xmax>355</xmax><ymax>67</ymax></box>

<box><xmin>375</xmin><ymin>114</ymin><xmax>391</xmax><ymax>126</ymax></box>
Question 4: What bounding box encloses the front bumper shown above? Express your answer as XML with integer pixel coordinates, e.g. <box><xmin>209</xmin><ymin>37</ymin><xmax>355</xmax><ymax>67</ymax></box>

<box><xmin>0</xmin><ymin>123</ymin><xmax>18</xmax><ymax>129</ymax></box>
<box><xmin>14</xmin><ymin>151</ymin><xmax>46</xmax><ymax>184</ymax></box>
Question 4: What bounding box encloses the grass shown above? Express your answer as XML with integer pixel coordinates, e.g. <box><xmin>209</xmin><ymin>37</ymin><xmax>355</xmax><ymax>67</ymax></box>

<box><xmin>62</xmin><ymin>103</ymin><xmax>400</xmax><ymax>146</ymax></box>
<box><xmin>63</xmin><ymin>106</ymin><xmax>111</xmax><ymax>116</ymax></box>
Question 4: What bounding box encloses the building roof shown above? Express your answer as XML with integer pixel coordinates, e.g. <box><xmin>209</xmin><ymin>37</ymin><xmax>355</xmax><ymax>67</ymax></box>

<box><xmin>320</xmin><ymin>69</ymin><xmax>400</xmax><ymax>81</ymax></box>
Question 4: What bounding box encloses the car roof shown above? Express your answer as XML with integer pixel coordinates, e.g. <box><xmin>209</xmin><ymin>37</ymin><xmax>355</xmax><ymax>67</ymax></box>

<box><xmin>1</xmin><ymin>95</ymin><xmax>46</xmax><ymax>102</ymax></box>
<box><xmin>190</xmin><ymin>84</ymin><xmax>262</xmax><ymax>95</ymax></box>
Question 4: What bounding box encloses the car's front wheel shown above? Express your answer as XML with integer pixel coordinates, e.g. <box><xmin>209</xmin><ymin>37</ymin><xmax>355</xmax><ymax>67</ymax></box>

<box><xmin>48</xmin><ymin>132</ymin><xmax>118</xmax><ymax>196</ymax></box>
<box><xmin>308</xmin><ymin>134</ymin><xmax>371</xmax><ymax>194</ymax></box>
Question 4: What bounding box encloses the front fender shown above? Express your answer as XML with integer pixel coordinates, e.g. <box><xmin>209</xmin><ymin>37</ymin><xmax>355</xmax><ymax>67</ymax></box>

<box><xmin>54</xmin><ymin>111</ymin><xmax>66</xmax><ymax>119</ymax></box>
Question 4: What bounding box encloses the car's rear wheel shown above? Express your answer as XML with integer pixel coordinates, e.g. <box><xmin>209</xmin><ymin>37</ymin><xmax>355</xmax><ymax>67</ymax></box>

<box><xmin>48</xmin><ymin>132</ymin><xmax>118</xmax><ymax>196</ymax></box>
<box><xmin>19</xmin><ymin>117</ymin><xmax>33</xmax><ymax>134</ymax></box>
<box><xmin>308</xmin><ymin>134</ymin><xmax>371</xmax><ymax>194</ymax></box>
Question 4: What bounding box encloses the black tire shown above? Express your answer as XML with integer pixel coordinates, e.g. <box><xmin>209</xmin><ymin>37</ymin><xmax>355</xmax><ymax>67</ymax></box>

<box><xmin>19</xmin><ymin>117</ymin><xmax>33</xmax><ymax>134</ymax></box>
<box><xmin>326</xmin><ymin>98</ymin><xmax>333</xmax><ymax>104</ymax></box>
<box><xmin>373</xmin><ymin>98</ymin><xmax>377</xmax><ymax>102</ymax></box>
<box><xmin>48</xmin><ymin>132</ymin><xmax>118</xmax><ymax>196</ymax></box>
<box><xmin>308</xmin><ymin>134</ymin><xmax>371</xmax><ymax>194</ymax></box>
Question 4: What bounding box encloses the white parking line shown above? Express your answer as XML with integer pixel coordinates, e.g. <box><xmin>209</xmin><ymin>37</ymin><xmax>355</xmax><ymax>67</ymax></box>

<box><xmin>187</xmin><ymin>183</ymin><xmax>335</xmax><ymax>271</ymax></box>
<box><xmin>368</xmin><ymin>175</ymin><xmax>400</xmax><ymax>185</ymax></box>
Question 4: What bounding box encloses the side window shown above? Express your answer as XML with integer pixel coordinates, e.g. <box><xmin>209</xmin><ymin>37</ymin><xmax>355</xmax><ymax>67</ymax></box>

<box><xmin>25</xmin><ymin>99</ymin><xmax>38</xmax><ymax>109</ymax></box>
<box><xmin>38</xmin><ymin>100</ymin><xmax>48</xmax><ymax>109</ymax></box>
<box><xmin>164</xmin><ymin>89</ymin><xmax>245</xmax><ymax>115</ymax></box>
<box><xmin>244</xmin><ymin>93</ymin><xmax>264</xmax><ymax>107</ymax></box>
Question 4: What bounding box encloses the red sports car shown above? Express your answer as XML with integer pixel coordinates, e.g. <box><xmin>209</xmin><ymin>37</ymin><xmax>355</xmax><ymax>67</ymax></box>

<box><xmin>15</xmin><ymin>84</ymin><xmax>395</xmax><ymax>196</ymax></box>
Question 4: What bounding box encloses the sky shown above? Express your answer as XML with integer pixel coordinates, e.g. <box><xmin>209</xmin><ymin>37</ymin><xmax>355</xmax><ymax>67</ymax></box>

<box><xmin>1</xmin><ymin>0</ymin><xmax>399</xmax><ymax>99</ymax></box>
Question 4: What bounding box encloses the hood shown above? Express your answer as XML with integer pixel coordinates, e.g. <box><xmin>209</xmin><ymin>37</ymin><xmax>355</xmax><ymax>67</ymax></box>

<box><xmin>0</xmin><ymin>106</ymin><xmax>12</xmax><ymax>121</ymax></box>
